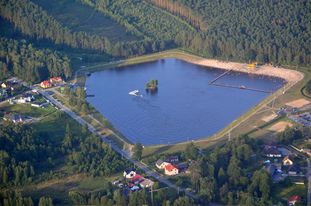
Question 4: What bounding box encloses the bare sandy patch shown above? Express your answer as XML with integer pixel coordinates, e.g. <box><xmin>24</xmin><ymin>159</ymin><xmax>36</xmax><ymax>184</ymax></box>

<box><xmin>187</xmin><ymin>58</ymin><xmax>304</xmax><ymax>84</ymax></box>
<box><xmin>269</xmin><ymin>121</ymin><xmax>293</xmax><ymax>132</ymax></box>
<box><xmin>262</xmin><ymin>113</ymin><xmax>278</xmax><ymax>122</ymax></box>
<box><xmin>285</xmin><ymin>98</ymin><xmax>310</xmax><ymax>108</ymax></box>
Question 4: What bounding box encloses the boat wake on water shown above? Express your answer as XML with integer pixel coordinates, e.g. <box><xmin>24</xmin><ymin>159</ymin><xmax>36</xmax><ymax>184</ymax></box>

<box><xmin>129</xmin><ymin>90</ymin><xmax>143</xmax><ymax>97</ymax></box>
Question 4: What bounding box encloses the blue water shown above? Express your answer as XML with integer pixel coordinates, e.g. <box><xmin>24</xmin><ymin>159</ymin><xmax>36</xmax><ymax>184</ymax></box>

<box><xmin>86</xmin><ymin>59</ymin><xmax>284</xmax><ymax>145</ymax></box>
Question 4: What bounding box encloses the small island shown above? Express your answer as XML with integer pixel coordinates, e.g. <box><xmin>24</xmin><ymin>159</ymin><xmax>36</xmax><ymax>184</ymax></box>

<box><xmin>145</xmin><ymin>79</ymin><xmax>158</xmax><ymax>93</ymax></box>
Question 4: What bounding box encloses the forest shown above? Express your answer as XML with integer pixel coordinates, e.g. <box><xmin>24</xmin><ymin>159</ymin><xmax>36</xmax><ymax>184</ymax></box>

<box><xmin>0</xmin><ymin>37</ymin><xmax>72</xmax><ymax>83</ymax></box>
<box><xmin>159</xmin><ymin>0</ymin><xmax>311</xmax><ymax>65</ymax></box>
<box><xmin>1</xmin><ymin>0</ymin><xmax>310</xmax><ymax>66</ymax></box>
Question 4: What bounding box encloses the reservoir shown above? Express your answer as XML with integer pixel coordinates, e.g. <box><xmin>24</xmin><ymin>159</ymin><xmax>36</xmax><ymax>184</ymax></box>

<box><xmin>85</xmin><ymin>59</ymin><xmax>285</xmax><ymax>145</ymax></box>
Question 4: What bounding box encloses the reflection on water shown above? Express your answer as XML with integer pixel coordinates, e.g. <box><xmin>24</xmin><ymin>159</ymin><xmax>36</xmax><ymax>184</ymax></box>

<box><xmin>86</xmin><ymin>59</ymin><xmax>284</xmax><ymax>145</ymax></box>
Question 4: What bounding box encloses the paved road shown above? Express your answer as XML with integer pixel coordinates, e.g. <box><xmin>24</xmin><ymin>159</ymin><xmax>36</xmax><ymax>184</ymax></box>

<box><xmin>38</xmin><ymin>89</ymin><xmax>197</xmax><ymax>199</ymax></box>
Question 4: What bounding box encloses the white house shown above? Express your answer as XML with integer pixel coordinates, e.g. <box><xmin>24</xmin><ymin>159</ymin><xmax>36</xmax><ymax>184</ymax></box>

<box><xmin>156</xmin><ymin>159</ymin><xmax>169</xmax><ymax>169</ymax></box>
<box><xmin>123</xmin><ymin>169</ymin><xmax>136</xmax><ymax>179</ymax></box>
<box><xmin>282</xmin><ymin>156</ymin><xmax>294</xmax><ymax>166</ymax></box>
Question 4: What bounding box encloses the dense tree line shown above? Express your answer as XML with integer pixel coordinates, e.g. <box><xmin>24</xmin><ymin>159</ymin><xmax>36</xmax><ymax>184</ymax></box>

<box><xmin>68</xmin><ymin>187</ymin><xmax>196</xmax><ymax>206</ymax></box>
<box><xmin>0</xmin><ymin>123</ymin><xmax>38</xmax><ymax>187</ymax></box>
<box><xmin>146</xmin><ymin>0</ymin><xmax>207</xmax><ymax>31</ymax></box>
<box><xmin>0</xmin><ymin>0</ymin><xmax>165</xmax><ymax>57</ymax></box>
<box><xmin>0</xmin><ymin>37</ymin><xmax>72</xmax><ymax>83</ymax></box>
<box><xmin>0</xmin><ymin>191</ymin><xmax>54</xmax><ymax>206</ymax></box>
<box><xmin>0</xmin><ymin>191</ymin><xmax>34</xmax><ymax>206</ymax></box>
<box><xmin>172</xmin><ymin>0</ymin><xmax>311</xmax><ymax>65</ymax></box>
<box><xmin>278</xmin><ymin>126</ymin><xmax>310</xmax><ymax>145</ymax></box>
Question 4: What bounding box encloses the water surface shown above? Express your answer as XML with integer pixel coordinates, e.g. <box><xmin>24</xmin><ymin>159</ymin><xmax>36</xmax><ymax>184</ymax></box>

<box><xmin>86</xmin><ymin>59</ymin><xmax>284</xmax><ymax>145</ymax></box>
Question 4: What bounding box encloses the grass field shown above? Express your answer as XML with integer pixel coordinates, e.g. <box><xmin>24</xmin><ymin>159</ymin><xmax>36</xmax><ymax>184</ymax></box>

<box><xmin>31</xmin><ymin>0</ymin><xmax>138</xmax><ymax>42</ymax></box>
<box><xmin>0</xmin><ymin>103</ymin><xmax>56</xmax><ymax>118</ymax></box>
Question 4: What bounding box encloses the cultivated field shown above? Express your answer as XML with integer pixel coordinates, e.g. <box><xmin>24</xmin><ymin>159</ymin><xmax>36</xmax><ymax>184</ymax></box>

<box><xmin>31</xmin><ymin>0</ymin><xmax>139</xmax><ymax>42</ymax></box>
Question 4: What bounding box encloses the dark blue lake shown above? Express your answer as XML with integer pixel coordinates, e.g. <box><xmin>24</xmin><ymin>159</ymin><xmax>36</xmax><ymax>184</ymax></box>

<box><xmin>86</xmin><ymin>59</ymin><xmax>284</xmax><ymax>145</ymax></box>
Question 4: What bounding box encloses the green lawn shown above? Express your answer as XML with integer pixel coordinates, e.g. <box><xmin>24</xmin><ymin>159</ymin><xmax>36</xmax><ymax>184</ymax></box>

<box><xmin>31</xmin><ymin>0</ymin><xmax>139</xmax><ymax>42</ymax></box>
<box><xmin>0</xmin><ymin>103</ymin><xmax>56</xmax><ymax>118</ymax></box>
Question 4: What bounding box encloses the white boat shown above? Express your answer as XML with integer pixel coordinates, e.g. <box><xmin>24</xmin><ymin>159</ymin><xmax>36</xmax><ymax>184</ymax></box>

<box><xmin>129</xmin><ymin>90</ymin><xmax>142</xmax><ymax>97</ymax></box>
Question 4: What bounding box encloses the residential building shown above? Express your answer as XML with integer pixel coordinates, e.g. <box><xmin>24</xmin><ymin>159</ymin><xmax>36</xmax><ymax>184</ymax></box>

<box><xmin>123</xmin><ymin>169</ymin><xmax>136</xmax><ymax>179</ymax></box>
<box><xmin>3</xmin><ymin>114</ymin><xmax>25</xmax><ymax>123</ymax></box>
<box><xmin>131</xmin><ymin>174</ymin><xmax>143</xmax><ymax>184</ymax></box>
<box><xmin>40</xmin><ymin>80</ymin><xmax>52</xmax><ymax>89</ymax></box>
<box><xmin>166</xmin><ymin>156</ymin><xmax>179</xmax><ymax>164</ymax></box>
<box><xmin>156</xmin><ymin>159</ymin><xmax>168</xmax><ymax>169</ymax></box>
<box><xmin>282</xmin><ymin>156</ymin><xmax>294</xmax><ymax>166</ymax></box>
<box><xmin>49</xmin><ymin>77</ymin><xmax>63</xmax><ymax>83</ymax></box>
<box><xmin>1</xmin><ymin>82</ymin><xmax>7</xmax><ymax>89</ymax></box>
<box><xmin>164</xmin><ymin>163</ymin><xmax>179</xmax><ymax>176</ymax></box>
<box><xmin>288</xmin><ymin>195</ymin><xmax>301</xmax><ymax>205</ymax></box>
<box><xmin>264</xmin><ymin>147</ymin><xmax>282</xmax><ymax>158</ymax></box>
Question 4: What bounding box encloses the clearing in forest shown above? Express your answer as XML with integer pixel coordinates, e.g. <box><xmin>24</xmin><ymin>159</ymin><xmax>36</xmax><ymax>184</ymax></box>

<box><xmin>31</xmin><ymin>0</ymin><xmax>138</xmax><ymax>42</ymax></box>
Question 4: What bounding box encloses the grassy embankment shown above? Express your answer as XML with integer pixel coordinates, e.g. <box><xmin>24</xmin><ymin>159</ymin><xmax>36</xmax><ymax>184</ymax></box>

<box><xmin>74</xmin><ymin>49</ymin><xmax>309</xmax><ymax>157</ymax></box>
<box><xmin>51</xmin><ymin>89</ymin><xmax>132</xmax><ymax>150</ymax></box>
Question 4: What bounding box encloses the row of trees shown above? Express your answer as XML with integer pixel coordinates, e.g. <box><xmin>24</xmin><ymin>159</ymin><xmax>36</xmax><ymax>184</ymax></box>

<box><xmin>68</xmin><ymin>187</ymin><xmax>195</xmax><ymax>206</ymax></box>
<box><xmin>63</xmin><ymin>86</ymin><xmax>90</xmax><ymax>115</ymax></box>
<box><xmin>0</xmin><ymin>191</ymin><xmax>53</xmax><ymax>206</ymax></box>
<box><xmin>0</xmin><ymin>37</ymin><xmax>72</xmax><ymax>83</ymax></box>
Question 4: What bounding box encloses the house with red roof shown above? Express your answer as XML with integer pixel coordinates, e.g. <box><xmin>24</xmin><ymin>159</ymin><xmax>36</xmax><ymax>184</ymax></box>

<box><xmin>288</xmin><ymin>195</ymin><xmax>301</xmax><ymax>205</ymax></box>
<box><xmin>164</xmin><ymin>163</ymin><xmax>179</xmax><ymax>176</ymax></box>
<box><xmin>40</xmin><ymin>80</ymin><xmax>52</xmax><ymax>89</ymax></box>
<box><xmin>131</xmin><ymin>174</ymin><xmax>143</xmax><ymax>184</ymax></box>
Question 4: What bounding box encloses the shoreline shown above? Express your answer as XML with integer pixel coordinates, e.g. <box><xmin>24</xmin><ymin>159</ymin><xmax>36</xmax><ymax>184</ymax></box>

<box><xmin>184</xmin><ymin>57</ymin><xmax>304</xmax><ymax>84</ymax></box>
<box><xmin>78</xmin><ymin>50</ymin><xmax>304</xmax><ymax>85</ymax></box>
<box><xmin>79</xmin><ymin>50</ymin><xmax>306</xmax><ymax>150</ymax></box>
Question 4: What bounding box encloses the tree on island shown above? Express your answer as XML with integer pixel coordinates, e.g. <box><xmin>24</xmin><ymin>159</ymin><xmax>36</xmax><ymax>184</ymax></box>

<box><xmin>145</xmin><ymin>79</ymin><xmax>158</xmax><ymax>92</ymax></box>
